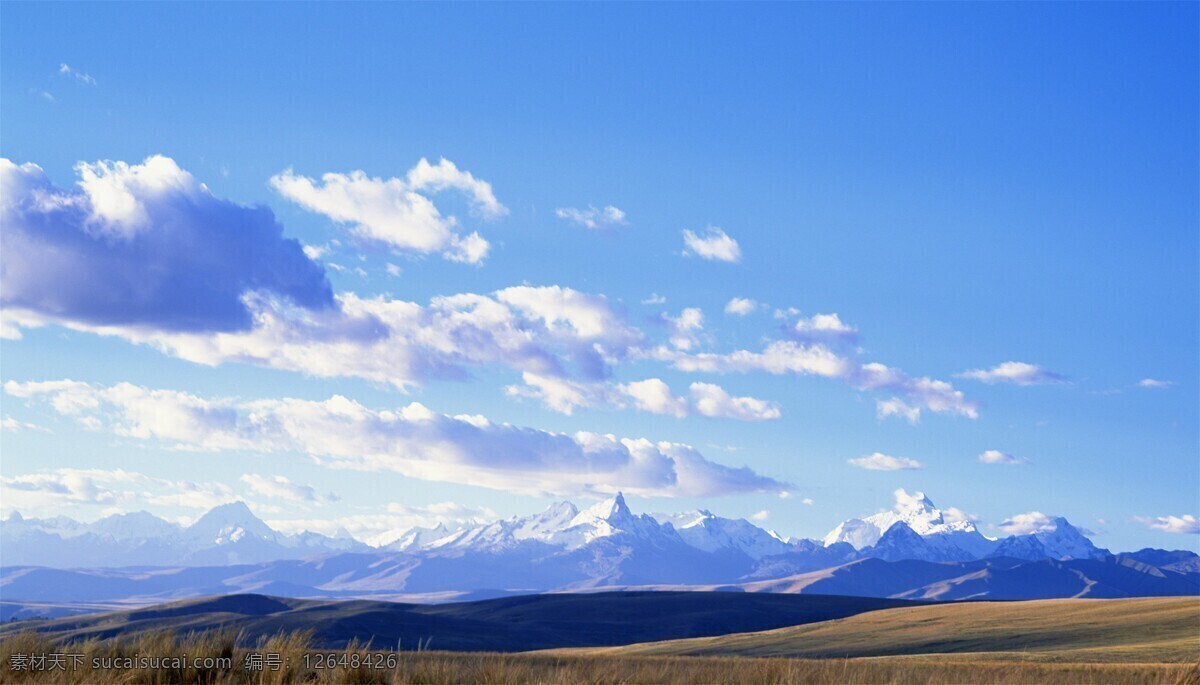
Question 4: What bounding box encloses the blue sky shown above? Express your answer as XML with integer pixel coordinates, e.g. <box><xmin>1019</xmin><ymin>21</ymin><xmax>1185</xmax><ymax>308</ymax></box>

<box><xmin>1</xmin><ymin>3</ymin><xmax>1196</xmax><ymax>551</ymax></box>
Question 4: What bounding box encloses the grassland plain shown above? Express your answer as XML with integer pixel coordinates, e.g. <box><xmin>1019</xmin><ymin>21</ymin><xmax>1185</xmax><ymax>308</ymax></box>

<box><xmin>0</xmin><ymin>597</ymin><xmax>1197</xmax><ymax>684</ymax></box>
<box><xmin>0</xmin><ymin>629</ymin><xmax>1197</xmax><ymax>685</ymax></box>
<box><xmin>560</xmin><ymin>597</ymin><xmax>1200</xmax><ymax>663</ymax></box>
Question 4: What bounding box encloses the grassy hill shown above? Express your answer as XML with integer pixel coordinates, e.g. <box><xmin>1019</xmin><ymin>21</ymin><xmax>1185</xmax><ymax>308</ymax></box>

<box><xmin>564</xmin><ymin>596</ymin><xmax>1200</xmax><ymax>663</ymax></box>
<box><xmin>0</xmin><ymin>591</ymin><xmax>925</xmax><ymax>651</ymax></box>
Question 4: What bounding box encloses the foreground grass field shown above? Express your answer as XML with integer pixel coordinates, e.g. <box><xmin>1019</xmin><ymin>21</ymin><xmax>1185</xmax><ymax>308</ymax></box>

<box><xmin>0</xmin><ymin>630</ymin><xmax>1197</xmax><ymax>685</ymax></box>
<box><xmin>564</xmin><ymin>596</ymin><xmax>1200</xmax><ymax>664</ymax></box>
<box><xmin>1</xmin><ymin>596</ymin><xmax>1196</xmax><ymax>683</ymax></box>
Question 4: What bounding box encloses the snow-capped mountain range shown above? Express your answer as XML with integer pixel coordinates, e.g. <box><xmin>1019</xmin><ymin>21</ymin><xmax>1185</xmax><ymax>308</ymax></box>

<box><xmin>0</xmin><ymin>489</ymin><xmax>1131</xmax><ymax>570</ymax></box>
<box><xmin>1</xmin><ymin>491</ymin><xmax>1196</xmax><ymax>607</ymax></box>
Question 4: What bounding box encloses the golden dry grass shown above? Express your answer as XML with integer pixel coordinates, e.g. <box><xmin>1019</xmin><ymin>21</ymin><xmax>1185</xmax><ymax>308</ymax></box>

<box><xmin>563</xmin><ymin>596</ymin><xmax>1200</xmax><ymax>664</ymax></box>
<box><xmin>0</xmin><ymin>628</ymin><xmax>1195</xmax><ymax>684</ymax></box>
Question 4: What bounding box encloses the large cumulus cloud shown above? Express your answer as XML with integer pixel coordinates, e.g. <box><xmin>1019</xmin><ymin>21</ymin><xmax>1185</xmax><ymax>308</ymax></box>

<box><xmin>0</xmin><ymin>156</ymin><xmax>334</xmax><ymax>332</ymax></box>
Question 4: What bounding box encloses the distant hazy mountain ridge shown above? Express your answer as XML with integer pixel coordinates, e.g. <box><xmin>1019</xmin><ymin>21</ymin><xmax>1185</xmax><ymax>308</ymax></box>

<box><xmin>2</xmin><ymin>491</ymin><xmax>1195</xmax><ymax>607</ymax></box>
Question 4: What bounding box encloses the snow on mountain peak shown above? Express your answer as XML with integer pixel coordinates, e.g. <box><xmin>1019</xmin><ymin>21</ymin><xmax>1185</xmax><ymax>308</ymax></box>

<box><xmin>91</xmin><ymin>511</ymin><xmax>179</xmax><ymax>541</ymax></box>
<box><xmin>824</xmin><ymin>490</ymin><xmax>997</xmax><ymax>561</ymax></box>
<box><xmin>992</xmin><ymin>515</ymin><xmax>1108</xmax><ymax>560</ymax></box>
<box><xmin>571</xmin><ymin>492</ymin><xmax>633</xmax><ymax>527</ymax></box>
<box><xmin>186</xmin><ymin>501</ymin><xmax>276</xmax><ymax>544</ymax></box>
<box><xmin>512</xmin><ymin>501</ymin><xmax>580</xmax><ymax>541</ymax></box>
<box><xmin>893</xmin><ymin>489</ymin><xmax>938</xmax><ymax>517</ymax></box>
<box><xmin>654</xmin><ymin>509</ymin><xmax>791</xmax><ymax>559</ymax></box>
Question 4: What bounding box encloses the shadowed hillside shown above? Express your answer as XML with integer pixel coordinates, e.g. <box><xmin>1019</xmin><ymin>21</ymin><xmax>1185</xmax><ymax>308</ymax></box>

<box><xmin>0</xmin><ymin>591</ymin><xmax>924</xmax><ymax>652</ymax></box>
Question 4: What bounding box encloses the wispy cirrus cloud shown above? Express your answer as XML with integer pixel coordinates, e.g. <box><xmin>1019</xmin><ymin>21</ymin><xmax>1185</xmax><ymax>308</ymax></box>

<box><xmin>556</xmin><ymin>205</ymin><xmax>627</xmax><ymax>230</ymax></box>
<box><xmin>652</xmin><ymin>342</ymin><xmax>978</xmax><ymax>421</ymax></box>
<box><xmin>958</xmin><ymin>361</ymin><xmax>1068</xmax><ymax>386</ymax></box>
<box><xmin>0</xmin><ymin>467</ymin><xmax>236</xmax><ymax>513</ymax></box>
<box><xmin>2</xmin><ymin>416</ymin><xmax>48</xmax><ymax>433</ymax></box>
<box><xmin>978</xmin><ymin>450</ymin><xmax>1030</xmax><ymax>466</ymax></box>
<box><xmin>240</xmin><ymin>474</ymin><xmax>338</xmax><ymax>504</ymax></box>
<box><xmin>58</xmin><ymin>63</ymin><xmax>96</xmax><ymax>85</ymax></box>
<box><xmin>506</xmin><ymin>374</ymin><xmax>781</xmax><ymax>421</ymax></box>
<box><xmin>847</xmin><ymin>452</ymin><xmax>923</xmax><ymax>471</ymax></box>
<box><xmin>3</xmin><ymin>284</ymin><xmax>643</xmax><ymax>391</ymax></box>
<box><xmin>6</xmin><ymin>380</ymin><xmax>790</xmax><ymax>499</ymax></box>
<box><xmin>1134</xmin><ymin>514</ymin><xmax>1200</xmax><ymax>535</ymax></box>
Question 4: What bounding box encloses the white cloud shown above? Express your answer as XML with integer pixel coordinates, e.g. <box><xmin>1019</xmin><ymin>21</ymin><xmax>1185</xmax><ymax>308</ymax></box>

<box><xmin>661</xmin><ymin>340</ymin><xmax>853</xmax><ymax>377</ymax></box>
<box><xmin>405</xmin><ymin>157</ymin><xmax>506</xmax><ymax>219</ymax></box>
<box><xmin>3</xmin><ymin>163</ymin><xmax>977</xmax><ymax>426</ymax></box>
<box><xmin>302</xmin><ymin>243</ymin><xmax>329</xmax><ymax>260</ymax></box>
<box><xmin>958</xmin><ymin>361</ymin><xmax>1068</xmax><ymax>386</ymax></box>
<box><xmin>508</xmin><ymin>375</ymin><xmax>780</xmax><ymax>422</ymax></box>
<box><xmin>270</xmin><ymin>158</ymin><xmax>504</xmax><ymax>264</ymax></box>
<box><xmin>641</xmin><ymin>293</ymin><xmax>666</xmax><ymax>305</ymax></box>
<box><xmin>1137</xmin><ymin>378</ymin><xmax>1174</xmax><ymax>389</ymax></box>
<box><xmin>688</xmin><ymin>382</ymin><xmax>781</xmax><ymax>421</ymax></box>
<box><xmin>855</xmin><ymin>364</ymin><xmax>979</xmax><ymax>421</ymax></box>
<box><xmin>7</xmin><ymin>380</ymin><xmax>789</xmax><ymax>499</ymax></box>
<box><xmin>386</xmin><ymin>263</ymin><xmax>403</xmax><ymax>277</ymax></box>
<box><xmin>876</xmin><ymin>398</ymin><xmax>920</xmax><ymax>424</ymax></box>
<box><xmin>506</xmin><ymin>372</ymin><xmax>600</xmax><ymax>416</ymax></box>
<box><xmin>4</xmin><ymin>285</ymin><xmax>643</xmax><ymax>392</ymax></box>
<box><xmin>792</xmin><ymin>313</ymin><xmax>857</xmax><ymax>342</ymax></box>
<box><xmin>2</xmin><ymin>416</ymin><xmax>47</xmax><ymax>433</ymax></box>
<box><xmin>556</xmin><ymin>205</ymin><xmax>627</xmax><ymax>230</ymax></box>
<box><xmin>1</xmin><ymin>156</ymin><xmax>334</xmax><ymax>332</ymax></box>
<box><xmin>0</xmin><ymin>468</ymin><xmax>235</xmax><ymax>514</ymax></box>
<box><xmin>750</xmin><ymin>510</ymin><xmax>770</xmax><ymax>521</ymax></box>
<box><xmin>978</xmin><ymin>450</ymin><xmax>1029</xmax><ymax>466</ymax></box>
<box><xmin>682</xmin><ymin>227</ymin><xmax>741</xmax><ymax>263</ymax></box>
<box><xmin>724</xmin><ymin>298</ymin><xmax>757</xmax><ymax>316</ymax></box>
<box><xmin>496</xmin><ymin>285</ymin><xmax>640</xmax><ymax>346</ymax></box>
<box><xmin>58</xmin><ymin>63</ymin><xmax>96</xmax><ymax>85</ymax></box>
<box><xmin>847</xmin><ymin>452</ymin><xmax>923</xmax><ymax>471</ymax></box>
<box><xmin>619</xmin><ymin>378</ymin><xmax>690</xmax><ymax>418</ymax></box>
<box><xmin>942</xmin><ymin>507</ymin><xmax>978</xmax><ymax>524</ymax></box>
<box><xmin>996</xmin><ymin>511</ymin><xmax>1056</xmax><ymax>536</ymax></box>
<box><xmin>666</xmin><ymin>307</ymin><xmax>705</xmax><ymax>351</ymax></box>
<box><xmin>801</xmin><ymin>498</ymin><xmax>814</xmax><ymax>506</ymax></box>
<box><xmin>651</xmin><ymin>342</ymin><xmax>977</xmax><ymax>421</ymax></box>
<box><xmin>1134</xmin><ymin>514</ymin><xmax>1200</xmax><ymax>535</ymax></box>
<box><xmin>240</xmin><ymin>474</ymin><xmax>335</xmax><ymax>504</ymax></box>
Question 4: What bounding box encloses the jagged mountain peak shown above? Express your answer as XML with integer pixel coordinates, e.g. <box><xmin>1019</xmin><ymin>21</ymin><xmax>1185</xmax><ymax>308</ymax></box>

<box><xmin>572</xmin><ymin>492</ymin><xmax>632</xmax><ymax>526</ymax></box>
<box><xmin>882</xmin><ymin>520</ymin><xmax>922</xmax><ymax>539</ymax></box>
<box><xmin>654</xmin><ymin>509</ymin><xmax>792</xmax><ymax>560</ymax></box>
<box><xmin>992</xmin><ymin>515</ymin><xmax>1108</xmax><ymax>561</ymax></box>
<box><xmin>825</xmin><ymin>489</ymin><xmax>987</xmax><ymax>549</ymax></box>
